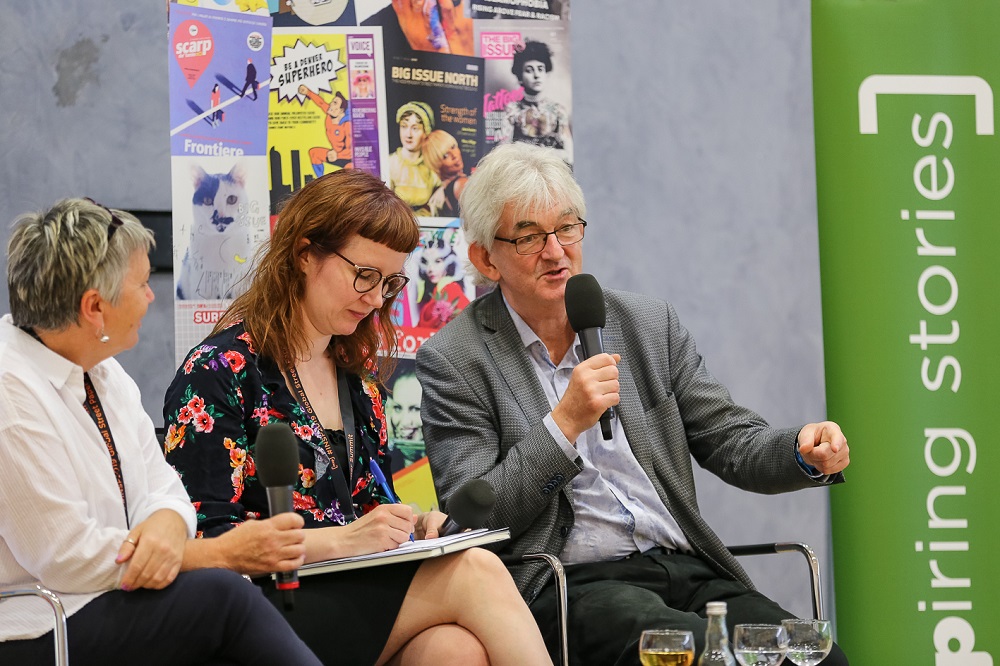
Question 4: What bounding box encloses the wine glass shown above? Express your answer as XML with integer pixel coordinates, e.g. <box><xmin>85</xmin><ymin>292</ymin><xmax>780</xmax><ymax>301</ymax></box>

<box><xmin>638</xmin><ymin>629</ymin><xmax>695</xmax><ymax>666</ymax></box>
<box><xmin>781</xmin><ymin>619</ymin><xmax>832</xmax><ymax>666</ymax></box>
<box><xmin>733</xmin><ymin>624</ymin><xmax>788</xmax><ymax>666</ymax></box>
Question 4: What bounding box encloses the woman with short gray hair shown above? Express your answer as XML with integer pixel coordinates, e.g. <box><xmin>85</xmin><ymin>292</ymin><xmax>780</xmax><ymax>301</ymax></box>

<box><xmin>0</xmin><ymin>198</ymin><xmax>321</xmax><ymax>665</ymax></box>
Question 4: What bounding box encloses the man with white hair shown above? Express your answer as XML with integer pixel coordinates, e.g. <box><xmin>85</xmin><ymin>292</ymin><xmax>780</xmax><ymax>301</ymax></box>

<box><xmin>417</xmin><ymin>142</ymin><xmax>850</xmax><ymax>665</ymax></box>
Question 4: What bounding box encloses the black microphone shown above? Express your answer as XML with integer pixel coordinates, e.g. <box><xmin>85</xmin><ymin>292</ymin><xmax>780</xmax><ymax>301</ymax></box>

<box><xmin>255</xmin><ymin>422</ymin><xmax>301</xmax><ymax>610</ymax></box>
<box><xmin>440</xmin><ymin>479</ymin><xmax>497</xmax><ymax>537</ymax></box>
<box><xmin>565</xmin><ymin>273</ymin><xmax>614</xmax><ymax>440</ymax></box>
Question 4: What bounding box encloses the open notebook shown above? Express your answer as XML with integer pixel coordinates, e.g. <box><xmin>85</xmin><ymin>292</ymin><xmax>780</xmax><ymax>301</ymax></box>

<box><xmin>288</xmin><ymin>528</ymin><xmax>511</xmax><ymax>577</ymax></box>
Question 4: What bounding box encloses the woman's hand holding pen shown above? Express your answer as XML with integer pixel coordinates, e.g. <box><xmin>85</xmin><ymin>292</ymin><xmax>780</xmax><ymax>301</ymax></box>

<box><xmin>330</xmin><ymin>504</ymin><xmax>416</xmax><ymax>557</ymax></box>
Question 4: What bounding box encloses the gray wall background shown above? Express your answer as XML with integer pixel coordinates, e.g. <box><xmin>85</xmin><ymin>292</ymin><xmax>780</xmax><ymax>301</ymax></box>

<box><xmin>0</xmin><ymin>0</ymin><xmax>838</xmax><ymax>628</ymax></box>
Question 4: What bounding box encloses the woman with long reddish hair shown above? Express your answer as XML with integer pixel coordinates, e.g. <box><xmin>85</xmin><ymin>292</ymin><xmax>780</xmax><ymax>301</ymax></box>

<box><xmin>163</xmin><ymin>169</ymin><xmax>551</xmax><ymax>666</ymax></box>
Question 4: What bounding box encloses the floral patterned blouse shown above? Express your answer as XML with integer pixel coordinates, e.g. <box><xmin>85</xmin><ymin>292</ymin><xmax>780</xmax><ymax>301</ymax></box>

<box><xmin>162</xmin><ymin>322</ymin><xmax>396</xmax><ymax>536</ymax></box>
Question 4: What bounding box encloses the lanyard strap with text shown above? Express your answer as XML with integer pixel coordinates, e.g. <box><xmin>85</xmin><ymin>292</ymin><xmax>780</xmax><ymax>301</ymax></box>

<box><xmin>83</xmin><ymin>373</ymin><xmax>129</xmax><ymax>527</ymax></box>
<box><xmin>287</xmin><ymin>365</ymin><xmax>358</xmax><ymax>520</ymax></box>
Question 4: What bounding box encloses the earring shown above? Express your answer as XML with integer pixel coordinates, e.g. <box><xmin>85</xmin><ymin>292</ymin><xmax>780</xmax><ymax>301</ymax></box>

<box><xmin>99</xmin><ymin>329</ymin><xmax>110</xmax><ymax>343</ymax></box>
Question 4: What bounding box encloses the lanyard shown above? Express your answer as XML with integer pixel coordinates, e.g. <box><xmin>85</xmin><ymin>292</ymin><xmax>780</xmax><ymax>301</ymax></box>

<box><xmin>83</xmin><ymin>373</ymin><xmax>130</xmax><ymax>527</ymax></box>
<box><xmin>286</xmin><ymin>365</ymin><xmax>359</xmax><ymax>520</ymax></box>
<box><xmin>18</xmin><ymin>326</ymin><xmax>130</xmax><ymax>527</ymax></box>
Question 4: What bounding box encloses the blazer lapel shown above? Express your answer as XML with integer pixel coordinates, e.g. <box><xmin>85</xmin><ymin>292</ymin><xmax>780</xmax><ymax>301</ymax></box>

<box><xmin>478</xmin><ymin>289</ymin><xmax>555</xmax><ymax>430</ymax></box>
<box><xmin>603</xmin><ymin>299</ymin><xmax>681</xmax><ymax>515</ymax></box>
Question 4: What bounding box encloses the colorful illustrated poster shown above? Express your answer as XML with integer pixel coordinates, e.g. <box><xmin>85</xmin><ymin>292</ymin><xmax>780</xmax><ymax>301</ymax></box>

<box><xmin>382</xmin><ymin>352</ymin><xmax>438</xmax><ymax>511</ymax></box>
<box><xmin>469</xmin><ymin>0</ymin><xmax>568</xmax><ymax>21</ymax></box>
<box><xmin>271</xmin><ymin>0</ymin><xmax>357</xmax><ymax>27</ymax></box>
<box><xmin>169</xmin><ymin>5</ymin><xmax>271</xmax><ymax>156</ymax></box>
<box><xmin>385</xmin><ymin>50</ymin><xmax>485</xmax><ymax>216</ymax></box>
<box><xmin>392</xmin><ymin>222</ymin><xmax>474</xmax><ymax>350</ymax></box>
<box><xmin>269</xmin><ymin>27</ymin><xmax>388</xmax><ymax>213</ymax></box>
<box><xmin>358</xmin><ymin>0</ymin><xmax>476</xmax><ymax>57</ymax></box>
<box><xmin>169</xmin><ymin>5</ymin><xmax>273</xmax><ymax>363</ymax></box>
<box><xmin>170</xmin><ymin>0</ymin><xmax>270</xmax><ymax>17</ymax></box>
<box><xmin>170</xmin><ymin>155</ymin><xmax>271</xmax><ymax>363</ymax></box>
<box><xmin>172</xmin><ymin>0</ymin><xmax>356</xmax><ymax>25</ymax></box>
<box><xmin>476</xmin><ymin>19</ymin><xmax>572</xmax><ymax>163</ymax></box>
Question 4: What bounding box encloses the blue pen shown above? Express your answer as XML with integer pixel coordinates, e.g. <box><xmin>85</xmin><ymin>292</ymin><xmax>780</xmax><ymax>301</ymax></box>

<box><xmin>369</xmin><ymin>459</ymin><xmax>414</xmax><ymax>541</ymax></box>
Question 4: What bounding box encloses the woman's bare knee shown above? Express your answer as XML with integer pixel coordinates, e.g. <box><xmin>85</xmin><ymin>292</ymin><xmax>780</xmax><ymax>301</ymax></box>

<box><xmin>383</xmin><ymin>624</ymin><xmax>488</xmax><ymax>666</ymax></box>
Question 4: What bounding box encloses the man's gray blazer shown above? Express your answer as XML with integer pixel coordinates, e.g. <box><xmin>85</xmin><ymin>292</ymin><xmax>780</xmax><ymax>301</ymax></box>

<box><xmin>416</xmin><ymin>287</ymin><xmax>840</xmax><ymax>603</ymax></box>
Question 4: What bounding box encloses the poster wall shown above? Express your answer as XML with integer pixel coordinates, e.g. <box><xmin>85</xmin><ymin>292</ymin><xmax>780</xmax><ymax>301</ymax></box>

<box><xmin>169</xmin><ymin>0</ymin><xmax>572</xmax><ymax>512</ymax></box>
<box><xmin>812</xmin><ymin>0</ymin><xmax>998</xmax><ymax>662</ymax></box>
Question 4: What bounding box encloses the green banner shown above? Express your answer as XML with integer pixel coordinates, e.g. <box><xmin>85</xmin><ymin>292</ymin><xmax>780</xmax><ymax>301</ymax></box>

<box><xmin>812</xmin><ymin>1</ymin><xmax>999</xmax><ymax>663</ymax></box>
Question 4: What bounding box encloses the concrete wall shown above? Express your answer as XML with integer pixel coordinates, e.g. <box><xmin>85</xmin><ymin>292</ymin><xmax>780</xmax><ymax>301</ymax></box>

<box><xmin>0</xmin><ymin>0</ymin><xmax>836</xmax><ymax>624</ymax></box>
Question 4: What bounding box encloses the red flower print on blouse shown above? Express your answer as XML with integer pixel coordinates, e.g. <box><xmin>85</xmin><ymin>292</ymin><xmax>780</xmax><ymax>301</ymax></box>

<box><xmin>299</xmin><ymin>465</ymin><xmax>316</xmax><ymax>489</ymax></box>
<box><xmin>194</xmin><ymin>411</ymin><xmax>215</xmax><ymax>433</ymax></box>
<box><xmin>251</xmin><ymin>406</ymin><xmax>269</xmax><ymax>426</ymax></box>
<box><xmin>222</xmin><ymin>350</ymin><xmax>246</xmax><ymax>373</ymax></box>
<box><xmin>231</xmin><ymin>468</ymin><xmax>244</xmax><ymax>502</ymax></box>
<box><xmin>177</xmin><ymin>406</ymin><xmax>194</xmax><ymax>424</ymax></box>
<box><xmin>244</xmin><ymin>454</ymin><xmax>256</xmax><ymax>478</ymax></box>
<box><xmin>183</xmin><ymin>349</ymin><xmax>204</xmax><ymax>375</ymax></box>
<box><xmin>188</xmin><ymin>395</ymin><xmax>206</xmax><ymax>413</ymax></box>
<box><xmin>163</xmin><ymin>423</ymin><xmax>186</xmax><ymax>454</ymax></box>
<box><xmin>237</xmin><ymin>331</ymin><xmax>257</xmax><ymax>354</ymax></box>
<box><xmin>293</xmin><ymin>491</ymin><xmax>316</xmax><ymax>511</ymax></box>
<box><xmin>229</xmin><ymin>447</ymin><xmax>246</xmax><ymax>468</ymax></box>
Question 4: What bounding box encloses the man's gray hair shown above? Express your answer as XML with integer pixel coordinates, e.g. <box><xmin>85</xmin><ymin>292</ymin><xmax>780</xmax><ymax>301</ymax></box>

<box><xmin>7</xmin><ymin>198</ymin><xmax>154</xmax><ymax>330</ymax></box>
<box><xmin>459</xmin><ymin>143</ymin><xmax>586</xmax><ymax>285</ymax></box>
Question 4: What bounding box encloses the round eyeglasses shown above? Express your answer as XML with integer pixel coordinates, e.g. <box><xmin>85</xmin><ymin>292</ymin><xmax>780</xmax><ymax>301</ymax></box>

<box><xmin>493</xmin><ymin>219</ymin><xmax>587</xmax><ymax>255</ymax></box>
<box><xmin>331</xmin><ymin>250</ymin><xmax>410</xmax><ymax>299</ymax></box>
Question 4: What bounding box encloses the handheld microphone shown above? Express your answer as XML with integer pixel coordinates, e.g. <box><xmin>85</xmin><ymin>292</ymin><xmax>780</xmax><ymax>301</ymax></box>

<box><xmin>565</xmin><ymin>273</ymin><xmax>614</xmax><ymax>440</ymax></box>
<box><xmin>255</xmin><ymin>422</ymin><xmax>301</xmax><ymax>610</ymax></box>
<box><xmin>439</xmin><ymin>479</ymin><xmax>497</xmax><ymax>537</ymax></box>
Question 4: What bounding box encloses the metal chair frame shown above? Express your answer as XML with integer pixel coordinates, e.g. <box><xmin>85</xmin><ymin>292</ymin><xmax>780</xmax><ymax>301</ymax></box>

<box><xmin>520</xmin><ymin>541</ymin><xmax>824</xmax><ymax>666</ymax></box>
<box><xmin>0</xmin><ymin>584</ymin><xmax>70</xmax><ymax>666</ymax></box>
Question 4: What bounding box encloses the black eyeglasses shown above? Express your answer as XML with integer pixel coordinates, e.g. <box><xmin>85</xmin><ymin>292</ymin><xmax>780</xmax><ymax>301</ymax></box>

<box><xmin>494</xmin><ymin>219</ymin><xmax>587</xmax><ymax>255</ymax></box>
<box><xmin>84</xmin><ymin>197</ymin><xmax>124</xmax><ymax>242</ymax></box>
<box><xmin>331</xmin><ymin>250</ymin><xmax>410</xmax><ymax>299</ymax></box>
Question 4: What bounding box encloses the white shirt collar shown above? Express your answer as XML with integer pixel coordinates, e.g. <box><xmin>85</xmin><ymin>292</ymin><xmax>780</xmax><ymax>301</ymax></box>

<box><xmin>499</xmin><ymin>292</ymin><xmax>582</xmax><ymax>366</ymax></box>
<box><xmin>1</xmin><ymin>314</ymin><xmax>88</xmax><ymax>402</ymax></box>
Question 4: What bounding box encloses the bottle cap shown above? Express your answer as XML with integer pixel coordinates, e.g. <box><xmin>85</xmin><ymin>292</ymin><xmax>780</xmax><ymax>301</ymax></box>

<box><xmin>705</xmin><ymin>601</ymin><xmax>727</xmax><ymax>614</ymax></box>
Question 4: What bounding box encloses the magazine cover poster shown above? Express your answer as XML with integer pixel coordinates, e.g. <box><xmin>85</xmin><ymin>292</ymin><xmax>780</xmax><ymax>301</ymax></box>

<box><xmin>270</xmin><ymin>0</ymin><xmax>357</xmax><ymax>27</ymax></box>
<box><xmin>170</xmin><ymin>0</ymin><xmax>269</xmax><ymax>16</ymax></box>
<box><xmin>476</xmin><ymin>20</ymin><xmax>572</xmax><ymax>163</ymax></box>
<box><xmin>171</xmin><ymin>155</ymin><xmax>270</xmax><ymax>363</ymax></box>
<box><xmin>268</xmin><ymin>27</ymin><xmax>388</xmax><ymax>213</ymax></box>
<box><xmin>469</xmin><ymin>0</ymin><xmax>568</xmax><ymax>21</ymax></box>
<box><xmin>392</xmin><ymin>222</ymin><xmax>474</xmax><ymax>353</ymax></box>
<box><xmin>357</xmin><ymin>0</ymin><xmax>476</xmax><ymax>56</ymax></box>
<box><xmin>169</xmin><ymin>4</ymin><xmax>271</xmax><ymax>157</ymax></box>
<box><xmin>385</xmin><ymin>51</ymin><xmax>484</xmax><ymax>216</ymax></box>
<box><xmin>171</xmin><ymin>0</ymin><xmax>356</xmax><ymax>24</ymax></box>
<box><xmin>382</xmin><ymin>357</ymin><xmax>423</xmax><ymax>473</ymax></box>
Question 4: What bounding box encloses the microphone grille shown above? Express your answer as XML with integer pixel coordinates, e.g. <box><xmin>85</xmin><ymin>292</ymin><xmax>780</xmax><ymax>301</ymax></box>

<box><xmin>565</xmin><ymin>273</ymin><xmax>606</xmax><ymax>332</ymax></box>
<box><xmin>447</xmin><ymin>479</ymin><xmax>497</xmax><ymax>529</ymax></box>
<box><xmin>255</xmin><ymin>422</ymin><xmax>301</xmax><ymax>487</ymax></box>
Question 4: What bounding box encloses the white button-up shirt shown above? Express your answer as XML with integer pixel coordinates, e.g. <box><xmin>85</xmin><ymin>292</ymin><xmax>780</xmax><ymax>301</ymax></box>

<box><xmin>0</xmin><ymin>316</ymin><xmax>196</xmax><ymax>640</ymax></box>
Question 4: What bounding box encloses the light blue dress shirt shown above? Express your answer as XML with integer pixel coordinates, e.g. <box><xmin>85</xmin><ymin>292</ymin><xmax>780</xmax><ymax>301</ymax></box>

<box><xmin>503</xmin><ymin>299</ymin><xmax>694</xmax><ymax>565</ymax></box>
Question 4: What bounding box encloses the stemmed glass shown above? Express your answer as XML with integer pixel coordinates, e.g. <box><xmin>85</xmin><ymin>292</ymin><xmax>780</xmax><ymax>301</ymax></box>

<box><xmin>733</xmin><ymin>624</ymin><xmax>788</xmax><ymax>666</ymax></box>
<box><xmin>781</xmin><ymin>619</ymin><xmax>832</xmax><ymax>666</ymax></box>
<box><xmin>638</xmin><ymin>629</ymin><xmax>695</xmax><ymax>666</ymax></box>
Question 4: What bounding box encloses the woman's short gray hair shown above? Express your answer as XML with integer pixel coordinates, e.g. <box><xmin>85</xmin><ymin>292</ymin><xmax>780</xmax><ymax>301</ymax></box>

<box><xmin>7</xmin><ymin>198</ymin><xmax>154</xmax><ymax>330</ymax></box>
<box><xmin>459</xmin><ymin>143</ymin><xmax>585</xmax><ymax>285</ymax></box>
